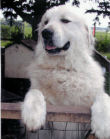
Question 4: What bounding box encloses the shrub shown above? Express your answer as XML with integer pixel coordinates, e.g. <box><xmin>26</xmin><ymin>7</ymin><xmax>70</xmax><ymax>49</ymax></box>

<box><xmin>11</xmin><ymin>26</ymin><xmax>23</xmax><ymax>43</ymax></box>
<box><xmin>1</xmin><ymin>24</ymin><xmax>24</xmax><ymax>42</ymax></box>
<box><xmin>1</xmin><ymin>25</ymin><xmax>11</xmax><ymax>39</ymax></box>
<box><xmin>24</xmin><ymin>34</ymin><xmax>32</xmax><ymax>39</ymax></box>
<box><xmin>95</xmin><ymin>34</ymin><xmax>110</xmax><ymax>52</ymax></box>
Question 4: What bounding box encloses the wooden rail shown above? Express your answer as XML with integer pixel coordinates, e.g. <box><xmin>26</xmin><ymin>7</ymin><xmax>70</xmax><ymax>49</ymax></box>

<box><xmin>1</xmin><ymin>102</ymin><xmax>91</xmax><ymax>123</ymax></box>
<box><xmin>2</xmin><ymin>102</ymin><xmax>98</xmax><ymax>139</ymax></box>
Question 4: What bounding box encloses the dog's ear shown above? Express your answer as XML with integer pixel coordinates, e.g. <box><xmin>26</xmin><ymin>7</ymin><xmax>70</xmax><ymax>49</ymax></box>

<box><xmin>85</xmin><ymin>24</ymin><xmax>95</xmax><ymax>55</ymax></box>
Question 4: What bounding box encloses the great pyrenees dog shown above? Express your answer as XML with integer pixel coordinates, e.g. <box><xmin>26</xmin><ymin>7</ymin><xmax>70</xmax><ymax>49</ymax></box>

<box><xmin>22</xmin><ymin>5</ymin><xmax>110</xmax><ymax>139</ymax></box>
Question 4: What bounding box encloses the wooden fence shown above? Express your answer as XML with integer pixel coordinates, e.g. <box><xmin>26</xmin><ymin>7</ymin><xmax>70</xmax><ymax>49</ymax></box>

<box><xmin>1</xmin><ymin>102</ymin><xmax>98</xmax><ymax>139</ymax></box>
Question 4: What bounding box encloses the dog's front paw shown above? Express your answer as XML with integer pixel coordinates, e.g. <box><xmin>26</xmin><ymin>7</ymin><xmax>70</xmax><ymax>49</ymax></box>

<box><xmin>21</xmin><ymin>89</ymin><xmax>46</xmax><ymax>131</ymax></box>
<box><xmin>91</xmin><ymin>93</ymin><xmax>110</xmax><ymax>139</ymax></box>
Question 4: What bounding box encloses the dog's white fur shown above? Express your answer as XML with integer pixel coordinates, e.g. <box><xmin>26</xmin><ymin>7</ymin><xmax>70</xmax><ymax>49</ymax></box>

<box><xmin>22</xmin><ymin>5</ymin><xmax>110</xmax><ymax>138</ymax></box>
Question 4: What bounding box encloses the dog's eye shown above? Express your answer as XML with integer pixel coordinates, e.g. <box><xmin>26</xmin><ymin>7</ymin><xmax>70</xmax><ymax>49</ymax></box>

<box><xmin>44</xmin><ymin>20</ymin><xmax>48</xmax><ymax>25</ymax></box>
<box><xmin>61</xmin><ymin>19</ymin><xmax>71</xmax><ymax>23</ymax></box>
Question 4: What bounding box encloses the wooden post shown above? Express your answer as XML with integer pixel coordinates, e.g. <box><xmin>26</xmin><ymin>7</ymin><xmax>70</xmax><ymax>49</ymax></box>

<box><xmin>1</xmin><ymin>47</ymin><xmax>5</xmax><ymax>88</ymax></box>
<box><xmin>108</xmin><ymin>62</ymin><xmax>110</xmax><ymax>94</ymax></box>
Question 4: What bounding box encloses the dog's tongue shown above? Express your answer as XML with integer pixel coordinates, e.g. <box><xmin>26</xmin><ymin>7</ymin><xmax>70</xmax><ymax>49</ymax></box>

<box><xmin>46</xmin><ymin>46</ymin><xmax>56</xmax><ymax>50</ymax></box>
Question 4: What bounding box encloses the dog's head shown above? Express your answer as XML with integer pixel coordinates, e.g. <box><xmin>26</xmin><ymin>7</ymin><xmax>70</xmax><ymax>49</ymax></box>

<box><xmin>38</xmin><ymin>5</ymin><xmax>94</xmax><ymax>56</ymax></box>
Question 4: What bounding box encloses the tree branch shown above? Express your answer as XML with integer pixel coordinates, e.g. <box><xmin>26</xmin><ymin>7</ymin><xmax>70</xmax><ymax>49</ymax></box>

<box><xmin>86</xmin><ymin>9</ymin><xmax>110</xmax><ymax>17</ymax></box>
<box><xmin>11</xmin><ymin>5</ymin><xmax>33</xmax><ymax>25</ymax></box>
<box><xmin>2</xmin><ymin>0</ymin><xmax>33</xmax><ymax>24</ymax></box>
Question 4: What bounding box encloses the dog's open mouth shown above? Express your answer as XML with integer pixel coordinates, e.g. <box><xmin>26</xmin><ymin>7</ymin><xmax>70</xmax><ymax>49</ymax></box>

<box><xmin>45</xmin><ymin>41</ymin><xmax>70</xmax><ymax>54</ymax></box>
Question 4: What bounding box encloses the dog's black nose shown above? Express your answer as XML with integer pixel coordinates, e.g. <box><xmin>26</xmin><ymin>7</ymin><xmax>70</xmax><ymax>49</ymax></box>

<box><xmin>42</xmin><ymin>29</ymin><xmax>53</xmax><ymax>40</ymax></box>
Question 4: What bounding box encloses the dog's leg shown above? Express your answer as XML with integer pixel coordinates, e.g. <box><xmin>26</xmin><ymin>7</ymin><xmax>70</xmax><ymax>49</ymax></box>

<box><xmin>21</xmin><ymin>89</ymin><xmax>46</xmax><ymax>131</ymax></box>
<box><xmin>91</xmin><ymin>93</ymin><xmax>110</xmax><ymax>139</ymax></box>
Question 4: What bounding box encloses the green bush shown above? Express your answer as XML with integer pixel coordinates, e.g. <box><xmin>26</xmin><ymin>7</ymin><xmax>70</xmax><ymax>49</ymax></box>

<box><xmin>1</xmin><ymin>24</ymin><xmax>23</xmax><ymax>42</ymax></box>
<box><xmin>11</xmin><ymin>26</ymin><xmax>23</xmax><ymax>43</ymax></box>
<box><xmin>95</xmin><ymin>36</ymin><xmax>110</xmax><ymax>52</ymax></box>
<box><xmin>1</xmin><ymin>40</ymin><xmax>13</xmax><ymax>48</ymax></box>
<box><xmin>1</xmin><ymin>25</ymin><xmax>11</xmax><ymax>39</ymax></box>
<box><xmin>24</xmin><ymin>22</ymin><xmax>32</xmax><ymax>39</ymax></box>
<box><xmin>24</xmin><ymin>34</ymin><xmax>32</xmax><ymax>39</ymax></box>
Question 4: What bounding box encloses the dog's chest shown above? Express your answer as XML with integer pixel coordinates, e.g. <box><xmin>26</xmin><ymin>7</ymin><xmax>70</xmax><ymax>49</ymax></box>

<box><xmin>35</xmin><ymin>68</ymin><xmax>94</xmax><ymax>106</ymax></box>
<box><xmin>36</xmin><ymin>69</ymin><xmax>72</xmax><ymax>104</ymax></box>
<box><xmin>37</xmin><ymin>69</ymin><xmax>69</xmax><ymax>90</ymax></box>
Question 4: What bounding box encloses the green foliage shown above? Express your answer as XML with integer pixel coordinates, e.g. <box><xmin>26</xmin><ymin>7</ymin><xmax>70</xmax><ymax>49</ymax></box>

<box><xmin>96</xmin><ymin>31</ymin><xmax>110</xmax><ymax>40</ymax></box>
<box><xmin>11</xmin><ymin>26</ymin><xmax>23</xmax><ymax>43</ymax></box>
<box><xmin>95</xmin><ymin>38</ymin><xmax>110</xmax><ymax>52</ymax></box>
<box><xmin>95</xmin><ymin>32</ymin><xmax>110</xmax><ymax>52</ymax></box>
<box><xmin>1</xmin><ymin>25</ymin><xmax>11</xmax><ymax>39</ymax></box>
<box><xmin>24</xmin><ymin>22</ymin><xmax>32</xmax><ymax>39</ymax></box>
<box><xmin>25</xmin><ymin>34</ymin><xmax>32</xmax><ymax>39</ymax></box>
<box><xmin>1</xmin><ymin>24</ymin><xmax>23</xmax><ymax>42</ymax></box>
<box><xmin>1</xmin><ymin>40</ymin><xmax>13</xmax><ymax>47</ymax></box>
<box><xmin>100</xmin><ymin>52</ymin><xmax>110</xmax><ymax>60</ymax></box>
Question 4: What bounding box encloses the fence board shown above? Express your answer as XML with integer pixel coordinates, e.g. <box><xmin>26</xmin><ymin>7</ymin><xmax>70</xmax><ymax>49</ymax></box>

<box><xmin>1</xmin><ymin>102</ymin><xmax>91</xmax><ymax>123</ymax></box>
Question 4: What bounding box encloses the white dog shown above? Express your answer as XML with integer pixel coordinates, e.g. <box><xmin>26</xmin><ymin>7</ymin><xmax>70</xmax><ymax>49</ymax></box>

<box><xmin>22</xmin><ymin>5</ymin><xmax>110</xmax><ymax>139</ymax></box>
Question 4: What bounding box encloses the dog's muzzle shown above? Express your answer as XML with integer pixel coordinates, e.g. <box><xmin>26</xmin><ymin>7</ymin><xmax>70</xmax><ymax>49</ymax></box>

<box><xmin>42</xmin><ymin>29</ymin><xmax>70</xmax><ymax>54</ymax></box>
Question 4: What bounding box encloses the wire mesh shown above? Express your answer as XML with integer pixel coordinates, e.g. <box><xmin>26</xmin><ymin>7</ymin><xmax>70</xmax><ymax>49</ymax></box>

<box><xmin>2</xmin><ymin>120</ymin><xmax>91</xmax><ymax>139</ymax></box>
<box><xmin>24</xmin><ymin>121</ymin><xmax>91</xmax><ymax>139</ymax></box>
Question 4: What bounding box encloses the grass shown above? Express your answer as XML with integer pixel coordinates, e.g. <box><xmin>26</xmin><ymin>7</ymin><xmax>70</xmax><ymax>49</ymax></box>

<box><xmin>100</xmin><ymin>52</ymin><xmax>110</xmax><ymax>60</ymax></box>
<box><xmin>95</xmin><ymin>31</ymin><xmax>110</xmax><ymax>41</ymax></box>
